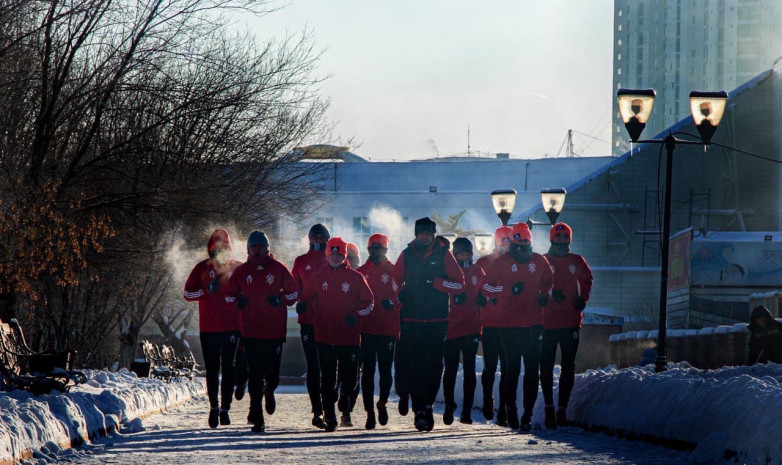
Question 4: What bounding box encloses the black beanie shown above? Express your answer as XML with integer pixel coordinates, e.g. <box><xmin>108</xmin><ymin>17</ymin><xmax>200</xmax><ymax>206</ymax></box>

<box><xmin>308</xmin><ymin>223</ymin><xmax>331</xmax><ymax>240</ymax></box>
<box><xmin>247</xmin><ymin>230</ymin><xmax>269</xmax><ymax>248</ymax></box>
<box><xmin>414</xmin><ymin>217</ymin><xmax>437</xmax><ymax>235</ymax></box>
<box><xmin>452</xmin><ymin>237</ymin><xmax>473</xmax><ymax>255</ymax></box>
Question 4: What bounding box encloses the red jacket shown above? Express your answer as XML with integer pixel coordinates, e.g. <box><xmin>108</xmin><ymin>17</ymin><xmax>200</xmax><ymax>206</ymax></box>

<box><xmin>482</xmin><ymin>253</ymin><xmax>553</xmax><ymax>328</ymax></box>
<box><xmin>447</xmin><ymin>263</ymin><xmax>485</xmax><ymax>340</ymax></box>
<box><xmin>476</xmin><ymin>252</ymin><xmax>504</xmax><ymax>328</ymax></box>
<box><xmin>543</xmin><ymin>253</ymin><xmax>593</xmax><ymax>329</ymax></box>
<box><xmin>300</xmin><ymin>264</ymin><xmax>374</xmax><ymax>346</ymax></box>
<box><xmin>357</xmin><ymin>259</ymin><xmax>400</xmax><ymax>338</ymax></box>
<box><xmin>292</xmin><ymin>249</ymin><xmax>327</xmax><ymax>325</ymax></box>
<box><xmin>224</xmin><ymin>254</ymin><xmax>298</xmax><ymax>339</ymax></box>
<box><xmin>183</xmin><ymin>233</ymin><xmax>242</xmax><ymax>332</ymax></box>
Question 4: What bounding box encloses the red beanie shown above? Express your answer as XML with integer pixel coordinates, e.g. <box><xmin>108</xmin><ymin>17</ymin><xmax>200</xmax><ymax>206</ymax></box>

<box><xmin>550</xmin><ymin>222</ymin><xmax>573</xmax><ymax>242</ymax></box>
<box><xmin>511</xmin><ymin>223</ymin><xmax>532</xmax><ymax>242</ymax></box>
<box><xmin>207</xmin><ymin>229</ymin><xmax>233</xmax><ymax>255</ymax></box>
<box><xmin>494</xmin><ymin>226</ymin><xmax>512</xmax><ymax>245</ymax></box>
<box><xmin>326</xmin><ymin>237</ymin><xmax>348</xmax><ymax>256</ymax></box>
<box><xmin>367</xmin><ymin>233</ymin><xmax>390</xmax><ymax>248</ymax></box>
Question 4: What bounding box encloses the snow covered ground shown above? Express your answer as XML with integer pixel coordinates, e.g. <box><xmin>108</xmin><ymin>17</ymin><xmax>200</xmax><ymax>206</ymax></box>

<box><xmin>2</xmin><ymin>361</ymin><xmax>781</xmax><ymax>464</ymax></box>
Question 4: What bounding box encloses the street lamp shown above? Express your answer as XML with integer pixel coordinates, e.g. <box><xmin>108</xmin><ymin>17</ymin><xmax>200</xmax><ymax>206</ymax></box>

<box><xmin>618</xmin><ymin>88</ymin><xmax>728</xmax><ymax>373</ymax></box>
<box><xmin>473</xmin><ymin>232</ymin><xmax>494</xmax><ymax>257</ymax></box>
<box><xmin>491</xmin><ymin>189</ymin><xmax>517</xmax><ymax>225</ymax></box>
<box><xmin>527</xmin><ymin>188</ymin><xmax>567</xmax><ymax>228</ymax></box>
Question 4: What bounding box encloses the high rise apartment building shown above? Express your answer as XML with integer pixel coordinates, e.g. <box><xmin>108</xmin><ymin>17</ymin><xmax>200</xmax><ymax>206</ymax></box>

<box><xmin>612</xmin><ymin>0</ymin><xmax>782</xmax><ymax>154</ymax></box>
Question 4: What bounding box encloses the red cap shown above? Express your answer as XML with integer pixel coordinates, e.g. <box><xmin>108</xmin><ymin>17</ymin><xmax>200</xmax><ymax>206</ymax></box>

<box><xmin>511</xmin><ymin>223</ymin><xmax>532</xmax><ymax>242</ymax></box>
<box><xmin>326</xmin><ymin>237</ymin><xmax>348</xmax><ymax>256</ymax></box>
<box><xmin>494</xmin><ymin>226</ymin><xmax>512</xmax><ymax>245</ymax></box>
<box><xmin>550</xmin><ymin>222</ymin><xmax>573</xmax><ymax>242</ymax></box>
<box><xmin>347</xmin><ymin>242</ymin><xmax>360</xmax><ymax>256</ymax></box>
<box><xmin>367</xmin><ymin>233</ymin><xmax>390</xmax><ymax>248</ymax></box>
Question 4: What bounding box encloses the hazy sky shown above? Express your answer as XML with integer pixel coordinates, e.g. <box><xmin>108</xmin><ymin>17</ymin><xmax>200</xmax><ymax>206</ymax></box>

<box><xmin>240</xmin><ymin>1</ymin><xmax>615</xmax><ymax>160</ymax></box>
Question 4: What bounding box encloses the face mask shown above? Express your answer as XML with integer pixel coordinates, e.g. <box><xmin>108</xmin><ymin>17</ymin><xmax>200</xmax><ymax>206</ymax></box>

<box><xmin>458</xmin><ymin>259</ymin><xmax>473</xmax><ymax>269</ymax></box>
<box><xmin>510</xmin><ymin>243</ymin><xmax>532</xmax><ymax>262</ymax></box>
<box><xmin>549</xmin><ymin>243</ymin><xmax>571</xmax><ymax>257</ymax></box>
<box><xmin>310</xmin><ymin>242</ymin><xmax>327</xmax><ymax>251</ymax></box>
<box><xmin>368</xmin><ymin>248</ymin><xmax>387</xmax><ymax>264</ymax></box>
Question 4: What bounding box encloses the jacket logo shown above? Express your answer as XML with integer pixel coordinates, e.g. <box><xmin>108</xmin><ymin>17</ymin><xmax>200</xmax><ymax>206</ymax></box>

<box><xmin>471</xmin><ymin>275</ymin><xmax>478</xmax><ymax>286</ymax></box>
<box><xmin>381</xmin><ymin>273</ymin><xmax>390</xmax><ymax>284</ymax></box>
<box><xmin>246</xmin><ymin>275</ymin><xmax>253</xmax><ymax>284</ymax></box>
<box><xmin>511</xmin><ymin>264</ymin><xmax>518</xmax><ymax>272</ymax></box>
<box><xmin>528</xmin><ymin>263</ymin><xmax>536</xmax><ymax>273</ymax></box>
<box><xmin>209</xmin><ymin>270</ymin><xmax>216</xmax><ymax>278</ymax></box>
<box><xmin>388</xmin><ymin>342</ymin><xmax>394</xmax><ymax>351</ymax></box>
<box><xmin>266</xmin><ymin>274</ymin><xmax>275</xmax><ymax>285</ymax></box>
<box><xmin>341</xmin><ymin>282</ymin><xmax>350</xmax><ymax>293</ymax></box>
<box><xmin>306</xmin><ymin>265</ymin><xmax>311</xmax><ymax>270</ymax></box>
<box><xmin>322</xmin><ymin>282</ymin><xmax>329</xmax><ymax>291</ymax></box>
<box><xmin>257</xmin><ymin>265</ymin><xmax>264</xmax><ymax>271</ymax></box>
<box><xmin>276</xmin><ymin>346</ymin><xmax>282</xmax><ymax>355</ymax></box>
<box><xmin>569</xmin><ymin>264</ymin><xmax>577</xmax><ymax>275</ymax></box>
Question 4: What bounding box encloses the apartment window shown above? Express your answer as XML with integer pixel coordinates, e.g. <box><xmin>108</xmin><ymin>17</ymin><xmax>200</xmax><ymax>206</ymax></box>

<box><xmin>617</xmin><ymin>68</ymin><xmax>622</xmax><ymax>75</ymax></box>
<box><xmin>617</xmin><ymin>53</ymin><xmax>622</xmax><ymax>61</ymax></box>
<box><xmin>618</xmin><ymin>39</ymin><xmax>622</xmax><ymax>46</ymax></box>
<box><xmin>353</xmin><ymin>217</ymin><xmax>370</xmax><ymax>246</ymax></box>
<box><xmin>618</xmin><ymin>24</ymin><xmax>622</xmax><ymax>31</ymax></box>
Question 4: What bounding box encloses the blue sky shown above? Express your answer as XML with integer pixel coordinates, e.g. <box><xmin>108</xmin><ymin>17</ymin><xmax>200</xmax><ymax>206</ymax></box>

<box><xmin>239</xmin><ymin>1</ymin><xmax>615</xmax><ymax>160</ymax></box>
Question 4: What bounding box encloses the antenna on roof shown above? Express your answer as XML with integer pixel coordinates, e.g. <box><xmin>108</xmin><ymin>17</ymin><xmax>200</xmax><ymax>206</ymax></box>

<box><xmin>467</xmin><ymin>124</ymin><xmax>471</xmax><ymax>156</ymax></box>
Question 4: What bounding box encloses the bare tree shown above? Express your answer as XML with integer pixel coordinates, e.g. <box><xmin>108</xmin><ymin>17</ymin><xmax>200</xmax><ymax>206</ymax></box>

<box><xmin>0</xmin><ymin>0</ymin><xmax>331</xmax><ymax>361</ymax></box>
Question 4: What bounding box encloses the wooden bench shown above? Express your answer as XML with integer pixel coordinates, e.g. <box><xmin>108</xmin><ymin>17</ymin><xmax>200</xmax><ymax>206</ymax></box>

<box><xmin>138</xmin><ymin>340</ymin><xmax>200</xmax><ymax>382</ymax></box>
<box><xmin>0</xmin><ymin>318</ymin><xmax>87</xmax><ymax>395</ymax></box>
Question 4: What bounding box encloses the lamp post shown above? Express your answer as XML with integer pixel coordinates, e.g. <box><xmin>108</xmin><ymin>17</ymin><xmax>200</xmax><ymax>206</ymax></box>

<box><xmin>491</xmin><ymin>189</ymin><xmax>517</xmax><ymax>225</ymax></box>
<box><xmin>617</xmin><ymin>88</ymin><xmax>728</xmax><ymax>373</ymax></box>
<box><xmin>527</xmin><ymin>188</ymin><xmax>567</xmax><ymax>228</ymax></box>
<box><xmin>473</xmin><ymin>232</ymin><xmax>494</xmax><ymax>257</ymax></box>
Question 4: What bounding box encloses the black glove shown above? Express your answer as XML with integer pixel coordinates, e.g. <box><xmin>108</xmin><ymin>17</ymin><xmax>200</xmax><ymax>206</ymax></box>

<box><xmin>382</xmin><ymin>299</ymin><xmax>395</xmax><ymax>311</ymax></box>
<box><xmin>575</xmin><ymin>296</ymin><xmax>587</xmax><ymax>311</ymax></box>
<box><xmin>345</xmin><ymin>314</ymin><xmax>357</xmax><ymax>327</ymax></box>
<box><xmin>538</xmin><ymin>292</ymin><xmax>549</xmax><ymax>307</ymax></box>
<box><xmin>266</xmin><ymin>295</ymin><xmax>283</xmax><ymax>308</ymax></box>
<box><xmin>477</xmin><ymin>292</ymin><xmax>487</xmax><ymax>307</ymax></box>
<box><xmin>512</xmin><ymin>282</ymin><xmax>524</xmax><ymax>295</ymax></box>
<box><xmin>237</xmin><ymin>294</ymin><xmax>249</xmax><ymax>310</ymax></box>
<box><xmin>295</xmin><ymin>302</ymin><xmax>307</xmax><ymax>314</ymax></box>
<box><xmin>398</xmin><ymin>288</ymin><xmax>411</xmax><ymax>306</ymax></box>
<box><xmin>207</xmin><ymin>278</ymin><xmax>220</xmax><ymax>293</ymax></box>
<box><xmin>489</xmin><ymin>297</ymin><xmax>498</xmax><ymax>305</ymax></box>
<box><xmin>552</xmin><ymin>289</ymin><xmax>566</xmax><ymax>303</ymax></box>
<box><xmin>453</xmin><ymin>293</ymin><xmax>467</xmax><ymax>305</ymax></box>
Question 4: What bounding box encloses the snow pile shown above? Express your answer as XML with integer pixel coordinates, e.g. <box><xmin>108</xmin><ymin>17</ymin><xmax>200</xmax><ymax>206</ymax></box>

<box><xmin>0</xmin><ymin>369</ymin><xmax>205</xmax><ymax>463</ymax></box>
<box><xmin>564</xmin><ymin>363</ymin><xmax>782</xmax><ymax>464</ymax></box>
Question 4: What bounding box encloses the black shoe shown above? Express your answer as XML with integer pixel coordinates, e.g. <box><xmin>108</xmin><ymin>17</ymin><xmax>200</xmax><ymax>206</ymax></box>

<box><xmin>265</xmin><ymin>391</ymin><xmax>276</xmax><ymax>415</ymax></box>
<box><xmin>340</xmin><ymin>412</ymin><xmax>353</xmax><ymax>427</ymax></box>
<box><xmin>414</xmin><ymin>411</ymin><xmax>428</xmax><ymax>432</ymax></box>
<box><xmin>247</xmin><ymin>408</ymin><xmax>262</xmax><ymax>425</ymax></box>
<box><xmin>518</xmin><ymin>420</ymin><xmax>532</xmax><ymax>434</ymax></box>
<box><xmin>495</xmin><ymin>406</ymin><xmax>508</xmax><ymax>427</ymax></box>
<box><xmin>506</xmin><ymin>407</ymin><xmax>520</xmax><ymax>430</ymax></box>
<box><xmin>312</xmin><ymin>414</ymin><xmax>326</xmax><ymax>429</ymax></box>
<box><xmin>443</xmin><ymin>403</ymin><xmax>456</xmax><ymax>426</ymax></box>
<box><xmin>337</xmin><ymin>394</ymin><xmax>350</xmax><ymax>413</ymax></box>
<box><xmin>251</xmin><ymin>421</ymin><xmax>266</xmax><ymax>433</ymax></box>
<box><xmin>325</xmin><ymin>416</ymin><xmax>338</xmax><ymax>432</ymax></box>
<box><xmin>482</xmin><ymin>393</ymin><xmax>494</xmax><ymax>420</ymax></box>
<box><xmin>460</xmin><ymin>411</ymin><xmax>473</xmax><ymax>424</ymax></box>
<box><xmin>425</xmin><ymin>405</ymin><xmax>434</xmax><ymax>432</ymax></box>
<box><xmin>208</xmin><ymin>408</ymin><xmax>219</xmax><ymax>428</ymax></box>
<box><xmin>377</xmin><ymin>401</ymin><xmax>389</xmax><ymax>426</ymax></box>
<box><xmin>398</xmin><ymin>394</ymin><xmax>409</xmax><ymax>416</ymax></box>
<box><xmin>219</xmin><ymin>409</ymin><xmax>230</xmax><ymax>426</ymax></box>
<box><xmin>365</xmin><ymin>412</ymin><xmax>376</xmax><ymax>430</ymax></box>
<box><xmin>234</xmin><ymin>383</ymin><xmax>247</xmax><ymax>401</ymax></box>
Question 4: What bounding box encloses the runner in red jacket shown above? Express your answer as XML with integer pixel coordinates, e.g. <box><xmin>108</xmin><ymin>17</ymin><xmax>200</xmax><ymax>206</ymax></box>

<box><xmin>540</xmin><ymin>223</ymin><xmax>593</xmax><ymax>429</ymax></box>
<box><xmin>291</xmin><ymin>223</ymin><xmax>330</xmax><ymax>428</ymax></box>
<box><xmin>339</xmin><ymin>240</ymin><xmax>363</xmax><ymax>423</ymax></box>
<box><xmin>482</xmin><ymin>222</ymin><xmax>553</xmax><ymax>433</ymax></box>
<box><xmin>475</xmin><ymin>225</ymin><xmax>512</xmax><ymax>424</ymax></box>
<box><xmin>225</xmin><ymin>231</ymin><xmax>298</xmax><ymax>433</ymax></box>
<box><xmin>298</xmin><ymin>237</ymin><xmax>374</xmax><ymax>432</ymax></box>
<box><xmin>442</xmin><ymin>237</ymin><xmax>484</xmax><ymax>426</ymax></box>
<box><xmin>356</xmin><ymin>233</ymin><xmax>399</xmax><ymax>430</ymax></box>
<box><xmin>183</xmin><ymin>229</ymin><xmax>242</xmax><ymax>429</ymax></box>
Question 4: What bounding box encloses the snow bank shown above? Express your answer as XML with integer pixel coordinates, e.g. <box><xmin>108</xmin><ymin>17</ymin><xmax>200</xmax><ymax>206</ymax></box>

<box><xmin>0</xmin><ymin>369</ymin><xmax>205</xmax><ymax>463</ymax></box>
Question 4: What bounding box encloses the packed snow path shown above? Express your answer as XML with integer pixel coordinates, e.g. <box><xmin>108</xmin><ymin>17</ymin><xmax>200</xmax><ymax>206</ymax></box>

<box><xmin>75</xmin><ymin>387</ymin><xmax>689</xmax><ymax>465</ymax></box>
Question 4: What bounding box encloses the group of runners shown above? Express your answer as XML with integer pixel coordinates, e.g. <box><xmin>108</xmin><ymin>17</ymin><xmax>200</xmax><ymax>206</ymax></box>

<box><xmin>184</xmin><ymin>216</ymin><xmax>592</xmax><ymax>434</ymax></box>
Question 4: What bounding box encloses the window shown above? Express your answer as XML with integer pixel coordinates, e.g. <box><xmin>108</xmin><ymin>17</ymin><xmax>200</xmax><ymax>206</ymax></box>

<box><xmin>353</xmin><ymin>217</ymin><xmax>370</xmax><ymax>247</ymax></box>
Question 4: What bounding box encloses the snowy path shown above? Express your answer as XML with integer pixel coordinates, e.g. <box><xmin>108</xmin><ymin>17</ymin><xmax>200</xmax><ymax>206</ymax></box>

<box><xmin>74</xmin><ymin>386</ymin><xmax>690</xmax><ymax>465</ymax></box>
